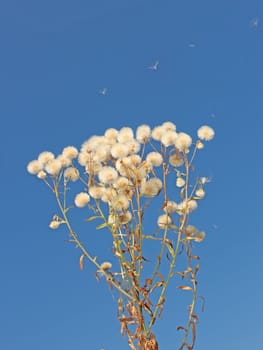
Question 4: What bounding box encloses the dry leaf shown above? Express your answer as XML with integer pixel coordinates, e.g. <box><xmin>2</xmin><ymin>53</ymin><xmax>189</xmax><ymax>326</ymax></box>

<box><xmin>177</xmin><ymin>286</ymin><xmax>193</xmax><ymax>291</ymax></box>
<box><xmin>79</xmin><ymin>254</ymin><xmax>85</xmax><ymax>270</ymax></box>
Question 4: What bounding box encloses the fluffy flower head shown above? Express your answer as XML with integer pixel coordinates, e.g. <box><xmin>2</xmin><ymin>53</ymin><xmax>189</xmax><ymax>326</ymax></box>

<box><xmin>27</xmin><ymin>160</ymin><xmax>43</xmax><ymax>175</ymax></box>
<box><xmin>157</xmin><ymin>214</ymin><xmax>172</xmax><ymax>228</ymax></box>
<box><xmin>175</xmin><ymin>132</ymin><xmax>192</xmax><ymax>151</ymax></box>
<box><xmin>98</xmin><ymin>166</ymin><xmax>118</xmax><ymax>184</ymax></box>
<box><xmin>64</xmin><ymin>167</ymin><xmax>79</xmax><ymax>182</ymax></box>
<box><xmin>146</xmin><ymin>152</ymin><xmax>163</xmax><ymax>167</ymax></box>
<box><xmin>62</xmin><ymin>146</ymin><xmax>78</xmax><ymax>159</ymax></box>
<box><xmin>197</xmin><ymin>125</ymin><xmax>215</xmax><ymax>141</ymax></box>
<box><xmin>136</xmin><ymin>124</ymin><xmax>151</xmax><ymax>143</ymax></box>
<box><xmin>140</xmin><ymin>178</ymin><xmax>162</xmax><ymax>197</ymax></box>
<box><xmin>45</xmin><ymin>159</ymin><xmax>62</xmax><ymax>176</ymax></box>
<box><xmin>117</xmin><ymin>127</ymin><xmax>134</xmax><ymax>143</ymax></box>
<box><xmin>38</xmin><ymin>152</ymin><xmax>55</xmax><ymax>165</ymax></box>
<box><xmin>74</xmin><ymin>192</ymin><xmax>90</xmax><ymax>207</ymax></box>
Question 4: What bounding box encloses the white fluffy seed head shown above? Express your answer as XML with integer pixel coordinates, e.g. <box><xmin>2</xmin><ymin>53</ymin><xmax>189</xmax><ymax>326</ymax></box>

<box><xmin>104</xmin><ymin>128</ymin><xmax>118</xmax><ymax>140</ymax></box>
<box><xmin>162</xmin><ymin>121</ymin><xmax>176</xmax><ymax>131</ymax></box>
<box><xmin>85</xmin><ymin>161</ymin><xmax>102</xmax><ymax>175</ymax></box>
<box><xmin>175</xmin><ymin>132</ymin><xmax>192</xmax><ymax>151</ymax></box>
<box><xmin>93</xmin><ymin>145</ymin><xmax>111</xmax><ymax>162</ymax></box>
<box><xmin>113</xmin><ymin>177</ymin><xmax>131</xmax><ymax>191</ymax></box>
<box><xmin>98</xmin><ymin>166</ymin><xmax>118</xmax><ymax>184</ymax></box>
<box><xmin>136</xmin><ymin>124</ymin><xmax>151</xmax><ymax>143</ymax></box>
<box><xmin>140</xmin><ymin>178</ymin><xmax>162</xmax><ymax>197</ymax></box>
<box><xmin>101</xmin><ymin>188</ymin><xmax>117</xmax><ymax>203</ymax></box>
<box><xmin>74</xmin><ymin>192</ymin><xmax>90</xmax><ymax>207</ymax></box>
<box><xmin>62</xmin><ymin>146</ymin><xmax>78</xmax><ymax>159</ymax></box>
<box><xmin>163</xmin><ymin>200</ymin><xmax>178</xmax><ymax>213</ymax></box>
<box><xmin>126</xmin><ymin>140</ymin><xmax>140</xmax><ymax>155</ymax></box>
<box><xmin>64</xmin><ymin>167</ymin><xmax>79</xmax><ymax>182</ymax></box>
<box><xmin>151</xmin><ymin>125</ymin><xmax>166</xmax><ymax>141</ymax></box>
<box><xmin>161</xmin><ymin>131</ymin><xmax>178</xmax><ymax>147</ymax></box>
<box><xmin>27</xmin><ymin>160</ymin><xmax>43</xmax><ymax>175</ymax></box>
<box><xmin>177</xmin><ymin>199</ymin><xmax>198</xmax><ymax>214</ymax></box>
<box><xmin>38</xmin><ymin>151</ymin><xmax>55</xmax><ymax>165</ymax></box>
<box><xmin>56</xmin><ymin>154</ymin><xmax>72</xmax><ymax>167</ymax></box>
<box><xmin>115</xmin><ymin>159</ymin><xmax>128</xmax><ymax>177</ymax></box>
<box><xmin>81</xmin><ymin>136</ymin><xmax>106</xmax><ymax>153</ymax></box>
<box><xmin>89</xmin><ymin>186</ymin><xmax>105</xmax><ymax>199</ymax></box>
<box><xmin>169</xmin><ymin>153</ymin><xmax>184</xmax><ymax>167</ymax></box>
<box><xmin>146</xmin><ymin>152</ymin><xmax>163</xmax><ymax>166</ymax></box>
<box><xmin>111</xmin><ymin>194</ymin><xmax>130</xmax><ymax>211</ymax></box>
<box><xmin>45</xmin><ymin>159</ymin><xmax>62</xmax><ymax>176</ymax></box>
<box><xmin>197</xmin><ymin>125</ymin><xmax>215</xmax><ymax>141</ymax></box>
<box><xmin>129</xmin><ymin>154</ymin><xmax>142</xmax><ymax>166</ymax></box>
<box><xmin>157</xmin><ymin>214</ymin><xmax>172</xmax><ymax>229</ymax></box>
<box><xmin>111</xmin><ymin>143</ymin><xmax>130</xmax><ymax>159</ymax></box>
<box><xmin>78</xmin><ymin>152</ymin><xmax>91</xmax><ymax>166</ymax></box>
<box><xmin>117</xmin><ymin>127</ymin><xmax>134</xmax><ymax>143</ymax></box>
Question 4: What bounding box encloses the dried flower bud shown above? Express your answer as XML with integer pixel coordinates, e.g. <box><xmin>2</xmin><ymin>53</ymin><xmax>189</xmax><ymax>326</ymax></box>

<box><xmin>37</xmin><ymin>170</ymin><xmax>47</xmax><ymax>179</ymax></box>
<box><xmin>49</xmin><ymin>220</ymin><xmax>61</xmax><ymax>229</ymax></box>
<box><xmin>176</xmin><ymin>177</ymin><xmax>185</xmax><ymax>188</ymax></box>
<box><xmin>100</xmin><ymin>262</ymin><xmax>112</xmax><ymax>271</ymax></box>
<box><xmin>195</xmin><ymin>188</ymin><xmax>205</xmax><ymax>198</ymax></box>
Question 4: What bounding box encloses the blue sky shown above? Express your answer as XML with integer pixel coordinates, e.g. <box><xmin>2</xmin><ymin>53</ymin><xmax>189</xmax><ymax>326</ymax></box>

<box><xmin>1</xmin><ymin>0</ymin><xmax>263</xmax><ymax>349</ymax></box>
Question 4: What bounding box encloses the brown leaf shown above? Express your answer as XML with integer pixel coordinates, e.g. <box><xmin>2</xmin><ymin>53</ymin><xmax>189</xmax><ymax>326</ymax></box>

<box><xmin>190</xmin><ymin>255</ymin><xmax>200</xmax><ymax>260</ymax></box>
<box><xmin>177</xmin><ymin>286</ymin><xmax>193</xmax><ymax>291</ymax></box>
<box><xmin>157</xmin><ymin>272</ymin><xmax>164</xmax><ymax>282</ymax></box>
<box><xmin>194</xmin><ymin>264</ymin><xmax>200</xmax><ymax>274</ymax></box>
<box><xmin>145</xmin><ymin>278</ymin><xmax>153</xmax><ymax>287</ymax></box>
<box><xmin>191</xmin><ymin>321</ymin><xmax>196</xmax><ymax>347</ymax></box>
<box><xmin>79</xmin><ymin>254</ymin><xmax>85</xmax><ymax>270</ymax></box>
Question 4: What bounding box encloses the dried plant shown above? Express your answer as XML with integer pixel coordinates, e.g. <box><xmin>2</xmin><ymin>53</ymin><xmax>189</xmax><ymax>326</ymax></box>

<box><xmin>27</xmin><ymin>122</ymin><xmax>215</xmax><ymax>350</ymax></box>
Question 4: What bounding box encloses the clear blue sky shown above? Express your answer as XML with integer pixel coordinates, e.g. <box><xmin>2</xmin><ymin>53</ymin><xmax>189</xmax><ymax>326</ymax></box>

<box><xmin>1</xmin><ymin>0</ymin><xmax>263</xmax><ymax>349</ymax></box>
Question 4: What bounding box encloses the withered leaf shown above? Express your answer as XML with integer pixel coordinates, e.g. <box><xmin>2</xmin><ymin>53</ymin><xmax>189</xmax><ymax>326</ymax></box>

<box><xmin>166</xmin><ymin>242</ymin><xmax>175</xmax><ymax>257</ymax></box>
<box><xmin>191</xmin><ymin>321</ymin><xmax>196</xmax><ymax>347</ymax></box>
<box><xmin>157</xmin><ymin>272</ymin><xmax>164</xmax><ymax>282</ymax></box>
<box><xmin>177</xmin><ymin>285</ymin><xmax>193</xmax><ymax>291</ymax></box>
<box><xmin>85</xmin><ymin>215</ymin><xmax>102</xmax><ymax>222</ymax></box>
<box><xmin>190</xmin><ymin>255</ymin><xmax>200</xmax><ymax>260</ymax></box>
<box><xmin>79</xmin><ymin>254</ymin><xmax>85</xmax><ymax>270</ymax></box>
<box><xmin>194</xmin><ymin>264</ymin><xmax>200</xmax><ymax>274</ymax></box>
<box><xmin>145</xmin><ymin>278</ymin><xmax>153</xmax><ymax>286</ymax></box>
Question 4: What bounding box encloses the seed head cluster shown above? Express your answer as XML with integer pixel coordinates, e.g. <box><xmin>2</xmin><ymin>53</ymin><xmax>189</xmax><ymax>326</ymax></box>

<box><xmin>27</xmin><ymin>121</ymin><xmax>215</xmax><ymax>230</ymax></box>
